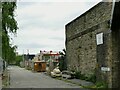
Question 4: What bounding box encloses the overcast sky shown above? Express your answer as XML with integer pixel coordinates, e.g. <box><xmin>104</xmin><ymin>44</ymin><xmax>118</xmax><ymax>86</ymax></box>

<box><xmin>11</xmin><ymin>0</ymin><xmax>102</xmax><ymax>55</ymax></box>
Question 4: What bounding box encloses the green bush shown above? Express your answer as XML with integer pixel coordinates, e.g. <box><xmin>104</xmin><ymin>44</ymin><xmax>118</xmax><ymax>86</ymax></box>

<box><xmin>74</xmin><ymin>71</ymin><xmax>96</xmax><ymax>83</ymax></box>
<box><xmin>74</xmin><ymin>71</ymin><xmax>86</xmax><ymax>80</ymax></box>
<box><xmin>95</xmin><ymin>82</ymin><xmax>108</xmax><ymax>88</ymax></box>
<box><xmin>85</xmin><ymin>74</ymin><xmax>96</xmax><ymax>83</ymax></box>
<box><xmin>74</xmin><ymin>71</ymin><xmax>81</xmax><ymax>79</ymax></box>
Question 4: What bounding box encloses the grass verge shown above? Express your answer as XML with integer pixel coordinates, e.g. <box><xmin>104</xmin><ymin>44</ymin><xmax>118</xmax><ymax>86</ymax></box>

<box><xmin>2</xmin><ymin>69</ymin><xmax>10</xmax><ymax>88</ymax></box>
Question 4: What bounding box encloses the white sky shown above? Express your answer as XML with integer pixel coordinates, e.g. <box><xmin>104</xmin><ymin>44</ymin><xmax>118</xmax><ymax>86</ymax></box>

<box><xmin>11</xmin><ymin>0</ymin><xmax>102</xmax><ymax>55</ymax></box>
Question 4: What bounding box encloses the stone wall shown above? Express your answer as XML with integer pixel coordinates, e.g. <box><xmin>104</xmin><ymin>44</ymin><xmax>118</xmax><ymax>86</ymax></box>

<box><xmin>96</xmin><ymin>21</ymin><xmax>112</xmax><ymax>87</ymax></box>
<box><xmin>65</xmin><ymin>2</ymin><xmax>113</xmax><ymax>87</ymax></box>
<box><xmin>111</xmin><ymin>27</ymin><xmax>120</xmax><ymax>88</ymax></box>
<box><xmin>66</xmin><ymin>2</ymin><xmax>112</xmax><ymax>39</ymax></box>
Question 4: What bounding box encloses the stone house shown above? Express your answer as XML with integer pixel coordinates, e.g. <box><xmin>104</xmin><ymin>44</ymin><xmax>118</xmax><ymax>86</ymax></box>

<box><xmin>65</xmin><ymin>1</ymin><xmax>120</xmax><ymax>88</ymax></box>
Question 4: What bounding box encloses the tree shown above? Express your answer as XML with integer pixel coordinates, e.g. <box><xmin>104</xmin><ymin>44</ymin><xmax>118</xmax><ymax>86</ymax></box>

<box><xmin>58</xmin><ymin>49</ymin><xmax>67</xmax><ymax>71</ymax></box>
<box><xmin>2</xmin><ymin>2</ymin><xmax>18</xmax><ymax>34</ymax></box>
<box><xmin>16</xmin><ymin>55</ymin><xmax>22</xmax><ymax>66</ymax></box>
<box><xmin>2</xmin><ymin>1</ymin><xmax>18</xmax><ymax>64</ymax></box>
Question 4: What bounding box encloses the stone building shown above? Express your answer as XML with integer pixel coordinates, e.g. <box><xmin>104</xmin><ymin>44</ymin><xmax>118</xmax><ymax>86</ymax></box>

<box><xmin>65</xmin><ymin>1</ymin><xmax>120</xmax><ymax>88</ymax></box>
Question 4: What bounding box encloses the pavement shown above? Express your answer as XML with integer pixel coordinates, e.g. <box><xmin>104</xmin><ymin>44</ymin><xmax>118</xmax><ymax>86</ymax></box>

<box><xmin>8</xmin><ymin>66</ymin><xmax>84</xmax><ymax>88</ymax></box>
<box><xmin>0</xmin><ymin>76</ymin><xmax>2</xmax><ymax>90</ymax></box>
<box><xmin>44</xmin><ymin>72</ymin><xmax>94</xmax><ymax>87</ymax></box>
<box><xmin>65</xmin><ymin>79</ymin><xmax>95</xmax><ymax>87</ymax></box>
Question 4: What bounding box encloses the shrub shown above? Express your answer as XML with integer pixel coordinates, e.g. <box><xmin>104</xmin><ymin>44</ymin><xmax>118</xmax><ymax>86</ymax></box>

<box><xmin>74</xmin><ymin>71</ymin><xmax>86</xmax><ymax>80</ymax></box>
<box><xmin>74</xmin><ymin>71</ymin><xmax>96</xmax><ymax>83</ymax></box>
<box><xmin>85</xmin><ymin>74</ymin><xmax>96</xmax><ymax>83</ymax></box>
<box><xmin>95</xmin><ymin>82</ymin><xmax>108</xmax><ymax>88</ymax></box>
<box><xmin>74</xmin><ymin>71</ymin><xmax>81</xmax><ymax>79</ymax></box>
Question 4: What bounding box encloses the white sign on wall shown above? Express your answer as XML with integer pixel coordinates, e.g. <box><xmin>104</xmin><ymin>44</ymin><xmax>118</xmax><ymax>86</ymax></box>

<box><xmin>96</xmin><ymin>33</ymin><xmax>103</xmax><ymax>45</ymax></box>
<box><xmin>101</xmin><ymin>67</ymin><xmax>110</xmax><ymax>72</ymax></box>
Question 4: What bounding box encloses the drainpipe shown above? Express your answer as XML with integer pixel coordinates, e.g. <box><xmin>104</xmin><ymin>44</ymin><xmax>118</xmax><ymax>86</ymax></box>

<box><xmin>109</xmin><ymin>0</ymin><xmax>115</xmax><ymax>88</ymax></box>
<box><xmin>110</xmin><ymin>0</ymin><xmax>116</xmax><ymax>29</ymax></box>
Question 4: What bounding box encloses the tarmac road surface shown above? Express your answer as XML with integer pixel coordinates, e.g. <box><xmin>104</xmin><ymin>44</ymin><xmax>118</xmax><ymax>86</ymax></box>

<box><xmin>8</xmin><ymin>66</ymin><xmax>82</xmax><ymax>88</ymax></box>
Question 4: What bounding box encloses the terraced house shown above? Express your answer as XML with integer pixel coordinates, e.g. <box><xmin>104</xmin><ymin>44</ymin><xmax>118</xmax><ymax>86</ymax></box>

<box><xmin>65</xmin><ymin>1</ymin><xmax>120</xmax><ymax>88</ymax></box>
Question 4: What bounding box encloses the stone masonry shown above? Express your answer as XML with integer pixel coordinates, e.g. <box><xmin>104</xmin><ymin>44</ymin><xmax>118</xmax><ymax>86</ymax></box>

<box><xmin>65</xmin><ymin>2</ymin><xmax>115</xmax><ymax>88</ymax></box>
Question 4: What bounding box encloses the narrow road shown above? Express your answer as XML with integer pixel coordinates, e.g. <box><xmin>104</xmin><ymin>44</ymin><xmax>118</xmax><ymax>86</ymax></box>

<box><xmin>8</xmin><ymin>66</ymin><xmax>82</xmax><ymax>88</ymax></box>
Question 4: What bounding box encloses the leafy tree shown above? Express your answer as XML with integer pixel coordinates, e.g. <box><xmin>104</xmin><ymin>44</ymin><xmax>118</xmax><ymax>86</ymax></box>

<box><xmin>16</xmin><ymin>55</ymin><xmax>22</xmax><ymax>66</ymax></box>
<box><xmin>2</xmin><ymin>1</ymin><xmax>18</xmax><ymax>64</ymax></box>
<box><xmin>2</xmin><ymin>2</ymin><xmax>18</xmax><ymax>34</ymax></box>
<box><xmin>58</xmin><ymin>49</ymin><xmax>67</xmax><ymax>71</ymax></box>
<box><xmin>0</xmin><ymin>2</ymin><xmax>2</xmax><ymax>58</ymax></box>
